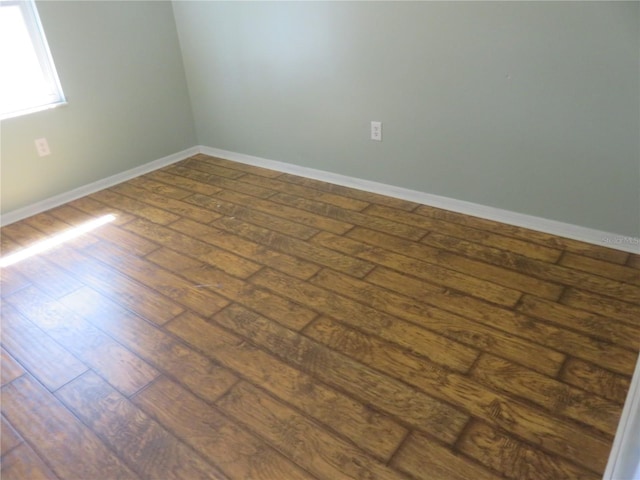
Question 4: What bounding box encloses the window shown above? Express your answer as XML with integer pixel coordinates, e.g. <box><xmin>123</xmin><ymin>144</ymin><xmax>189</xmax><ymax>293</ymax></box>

<box><xmin>0</xmin><ymin>0</ymin><xmax>66</xmax><ymax>120</ymax></box>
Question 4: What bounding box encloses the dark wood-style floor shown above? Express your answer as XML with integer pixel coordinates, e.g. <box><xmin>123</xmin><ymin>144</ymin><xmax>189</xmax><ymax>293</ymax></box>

<box><xmin>1</xmin><ymin>153</ymin><xmax>639</xmax><ymax>480</ymax></box>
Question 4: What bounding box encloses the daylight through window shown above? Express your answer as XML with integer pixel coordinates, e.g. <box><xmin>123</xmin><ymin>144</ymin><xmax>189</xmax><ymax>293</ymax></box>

<box><xmin>0</xmin><ymin>0</ymin><xmax>66</xmax><ymax>120</ymax></box>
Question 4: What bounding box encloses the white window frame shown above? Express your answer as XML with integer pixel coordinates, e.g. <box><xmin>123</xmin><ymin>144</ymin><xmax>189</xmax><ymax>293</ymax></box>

<box><xmin>0</xmin><ymin>0</ymin><xmax>66</xmax><ymax>120</ymax></box>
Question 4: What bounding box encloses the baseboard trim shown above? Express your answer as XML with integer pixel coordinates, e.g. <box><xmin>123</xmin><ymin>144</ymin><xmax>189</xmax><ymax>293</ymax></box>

<box><xmin>199</xmin><ymin>145</ymin><xmax>639</xmax><ymax>254</ymax></box>
<box><xmin>0</xmin><ymin>146</ymin><xmax>199</xmax><ymax>227</ymax></box>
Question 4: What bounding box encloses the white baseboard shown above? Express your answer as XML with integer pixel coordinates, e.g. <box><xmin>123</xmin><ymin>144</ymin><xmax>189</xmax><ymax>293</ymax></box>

<box><xmin>198</xmin><ymin>145</ymin><xmax>640</xmax><ymax>254</ymax></box>
<box><xmin>0</xmin><ymin>146</ymin><xmax>199</xmax><ymax>227</ymax></box>
<box><xmin>2</xmin><ymin>143</ymin><xmax>637</xmax><ymax>255</ymax></box>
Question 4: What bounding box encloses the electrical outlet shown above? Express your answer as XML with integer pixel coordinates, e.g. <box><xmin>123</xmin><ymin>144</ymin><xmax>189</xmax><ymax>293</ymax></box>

<box><xmin>371</xmin><ymin>121</ymin><xmax>382</xmax><ymax>141</ymax></box>
<box><xmin>35</xmin><ymin>138</ymin><xmax>51</xmax><ymax>157</ymax></box>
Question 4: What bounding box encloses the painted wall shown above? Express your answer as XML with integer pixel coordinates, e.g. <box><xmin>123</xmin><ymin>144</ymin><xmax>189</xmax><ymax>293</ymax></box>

<box><xmin>173</xmin><ymin>1</ymin><xmax>640</xmax><ymax>237</ymax></box>
<box><xmin>0</xmin><ymin>1</ymin><xmax>196</xmax><ymax>215</ymax></box>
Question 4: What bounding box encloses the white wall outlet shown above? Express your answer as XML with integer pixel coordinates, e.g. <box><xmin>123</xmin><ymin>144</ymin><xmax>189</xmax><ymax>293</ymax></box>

<box><xmin>35</xmin><ymin>138</ymin><xmax>51</xmax><ymax>157</ymax></box>
<box><xmin>370</xmin><ymin>121</ymin><xmax>382</xmax><ymax>141</ymax></box>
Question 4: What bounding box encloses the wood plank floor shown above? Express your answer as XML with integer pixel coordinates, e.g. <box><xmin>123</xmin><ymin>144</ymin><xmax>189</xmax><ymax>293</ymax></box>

<box><xmin>1</xmin><ymin>153</ymin><xmax>639</xmax><ymax>479</ymax></box>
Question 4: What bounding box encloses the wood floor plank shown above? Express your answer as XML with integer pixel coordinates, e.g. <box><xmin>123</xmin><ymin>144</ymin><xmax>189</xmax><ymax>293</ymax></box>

<box><xmin>1</xmin><ymin>304</ymin><xmax>87</xmax><ymax>391</ymax></box>
<box><xmin>59</xmin><ymin>287</ymin><xmax>238</xmax><ymax>404</ymax></box>
<box><xmin>166</xmin><ymin>310</ymin><xmax>406</xmax><ymax>460</ymax></box>
<box><xmin>85</xmin><ymin>240</ymin><xmax>229</xmax><ymax>317</ymax></box>
<box><xmin>217</xmin><ymin>381</ymin><xmax>406</xmax><ymax>480</ymax></box>
<box><xmin>111</xmin><ymin>183</ymin><xmax>223</xmax><ymax>224</ymax></box>
<box><xmin>1</xmin><ymin>415</ymin><xmax>23</xmax><ymax>455</ymax></box>
<box><xmin>457</xmin><ymin>420</ymin><xmax>600</xmax><ymax>480</ymax></box>
<box><xmin>277</xmin><ymin>173</ymin><xmax>419</xmax><ymax>211</ymax></box>
<box><xmin>56</xmin><ymin>371</ymin><xmax>227</xmax><ymax>480</ymax></box>
<box><xmin>1</xmin><ymin>220</ymin><xmax>55</xmax><ymax>247</ymax></box>
<box><xmin>270</xmin><ymin>193</ymin><xmax>426</xmax><ymax>240</ymax></box>
<box><xmin>518</xmin><ymin>294</ymin><xmax>640</xmax><ymax>351</ymax></box>
<box><xmin>213</xmin><ymin>216</ymin><xmax>374</xmax><ymax>278</ymax></box>
<box><xmin>132</xmin><ymin>376</ymin><xmax>314</xmax><ymax>480</ymax></box>
<box><xmin>127</xmin><ymin>176</ymin><xmax>195</xmax><ymax>200</ymax></box>
<box><xmin>123</xmin><ymin>218</ymin><xmax>262</xmax><ymax>279</ymax></box>
<box><xmin>561</xmin><ymin>288</ymin><xmax>640</xmax><ymax>326</ymax></box>
<box><xmin>167</xmin><ymin>165</ymin><xmax>276</xmax><ymax>199</ymax></box>
<box><xmin>91</xmin><ymin>189</ymin><xmax>181</xmax><ymax>225</ymax></box>
<box><xmin>367</xmin><ymin>267</ymin><xmax>636</xmax><ymax>376</ymax></box>
<box><xmin>215</xmin><ymin>189</ymin><xmax>355</xmax><ymax>235</ymax></box>
<box><xmin>1</xmin><ymin>374</ymin><xmax>139</xmax><ymax>479</ymax></box>
<box><xmin>1</xmin><ymin>256</ymin><xmax>83</xmax><ymax>300</ymax></box>
<box><xmin>0</xmin><ymin>267</ymin><xmax>30</xmax><ymax>298</ymax></box>
<box><xmin>240</xmin><ymin>173</ymin><xmax>370</xmax><ymax>211</ymax></box>
<box><xmin>412</xmin><ymin>204</ymin><xmax>630</xmax><ymax>264</ymax></box>
<box><xmin>1</xmin><ymin>347</ymin><xmax>25</xmax><ymax>387</ymax></box>
<box><xmin>628</xmin><ymin>254</ymin><xmax>640</xmax><ymax>269</ymax></box>
<box><xmin>346</xmin><ymin>227</ymin><xmax>563</xmax><ymax>300</ymax></box>
<box><xmin>560</xmin><ymin>358</ymin><xmax>632</xmax><ymax>405</ymax></box>
<box><xmin>311</xmin><ymin>231</ymin><xmax>522</xmax><ymax>307</ymax></box>
<box><xmin>147</xmin><ymin>169</ymin><xmax>223</xmax><ymax>197</ymax></box>
<box><xmin>189</xmin><ymin>154</ymin><xmax>282</xmax><ymax>178</ymax></box>
<box><xmin>251</xmin><ymin>268</ymin><xmax>478</xmax><ymax>373</ymax></box>
<box><xmin>390</xmin><ymin>432</ymin><xmax>501</xmax><ymax>480</ymax></box>
<box><xmin>65</xmin><ymin>196</ymin><xmax>137</xmax><ymax>226</ymax></box>
<box><xmin>0</xmin><ymin>154</ymin><xmax>633</xmax><ymax>478</ymax></box>
<box><xmin>559</xmin><ymin>252</ymin><xmax>640</xmax><ymax>285</ymax></box>
<box><xmin>6</xmin><ymin>285</ymin><xmax>159</xmax><ymax>396</ymax></box>
<box><xmin>214</xmin><ymin>304</ymin><xmax>469</xmax><ymax>445</ymax></box>
<box><xmin>169</xmin><ymin>218</ymin><xmax>321</xmax><ymax>280</ymax></box>
<box><xmin>48</xmin><ymin>244</ymin><xmax>184</xmax><ymax>325</ymax></box>
<box><xmin>470</xmin><ymin>354</ymin><xmax>620</xmax><ymax>435</ymax></box>
<box><xmin>302</xmin><ymin>316</ymin><xmax>610</xmax><ymax>472</ymax></box>
<box><xmin>181</xmin><ymin>156</ymin><xmax>254</xmax><ymax>179</ymax></box>
<box><xmin>311</xmin><ymin>268</ymin><xmax>563</xmax><ymax>376</ymax></box>
<box><xmin>185</xmin><ymin>192</ymin><xmax>320</xmax><ymax>240</ymax></box>
<box><xmin>22</xmin><ymin>212</ymin><xmax>99</xmax><ymax>250</ymax></box>
<box><xmin>148</xmin><ymin>248</ymin><xmax>316</xmax><ymax>330</ymax></box>
<box><xmin>422</xmin><ymin>232</ymin><xmax>640</xmax><ymax>303</ymax></box>
<box><xmin>0</xmin><ymin>443</ymin><xmax>58</xmax><ymax>480</ymax></box>
<box><xmin>366</xmin><ymin>204</ymin><xmax>562</xmax><ymax>263</ymax></box>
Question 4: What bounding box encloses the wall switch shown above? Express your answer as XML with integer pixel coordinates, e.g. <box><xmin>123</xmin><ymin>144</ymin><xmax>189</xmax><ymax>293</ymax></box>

<box><xmin>371</xmin><ymin>121</ymin><xmax>382</xmax><ymax>141</ymax></box>
<box><xmin>35</xmin><ymin>138</ymin><xmax>51</xmax><ymax>157</ymax></box>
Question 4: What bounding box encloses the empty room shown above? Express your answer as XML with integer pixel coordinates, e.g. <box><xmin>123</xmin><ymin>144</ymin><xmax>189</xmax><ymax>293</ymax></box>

<box><xmin>1</xmin><ymin>1</ymin><xmax>639</xmax><ymax>479</ymax></box>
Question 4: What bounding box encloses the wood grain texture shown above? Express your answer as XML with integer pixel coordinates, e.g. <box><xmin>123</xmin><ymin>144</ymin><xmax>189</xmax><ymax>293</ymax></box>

<box><xmin>457</xmin><ymin>420</ymin><xmax>600</xmax><ymax>480</ymax></box>
<box><xmin>1</xmin><ymin>304</ymin><xmax>87</xmax><ymax>391</ymax></box>
<box><xmin>217</xmin><ymin>381</ymin><xmax>406</xmax><ymax>480</ymax></box>
<box><xmin>470</xmin><ymin>354</ymin><xmax>620</xmax><ymax>435</ymax></box>
<box><xmin>1</xmin><ymin>348</ymin><xmax>25</xmax><ymax>387</ymax></box>
<box><xmin>367</xmin><ymin>204</ymin><xmax>561</xmax><ymax>263</ymax></box>
<box><xmin>1</xmin><ymin>375</ymin><xmax>139</xmax><ymax>479</ymax></box>
<box><xmin>6</xmin><ymin>286</ymin><xmax>159</xmax><ymax>396</ymax></box>
<box><xmin>0</xmin><ymin>153</ymin><xmax>636</xmax><ymax>479</ymax></box>
<box><xmin>133</xmin><ymin>376</ymin><xmax>315</xmax><ymax>480</ymax></box>
<box><xmin>311</xmin><ymin>268</ymin><xmax>564</xmax><ymax>376</ymax></box>
<box><xmin>346</xmin><ymin>226</ymin><xmax>563</xmax><ymax>299</ymax></box>
<box><xmin>251</xmin><ymin>267</ymin><xmax>479</xmax><ymax>373</ymax></box>
<box><xmin>147</xmin><ymin>248</ymin><xmax>317</xmax><ymax>331</ymax></box>
<box><xmin>166</xmin><ymin>310</ymin><xmax>406</xmax><ymax>459</ymax></box>
<box><xmin>0</xmin><ymin>443</ymin><xmax>58</xmax><ymax>480</ymax></box>
<box><xmin>1</xmin><ymin>415</ymin><xmax>22</xmax><ymax>456</ymax></box>
<box><xmin>560</xmin><ymin>358</ymin><xmax>632</xmax><ymax>405</ymax></box>
<box><xmin>59</xmin><ymin>287</ymin><xmax>238</xmax><ymax>403</ymax></box>
<box><xmin>311</xmin><ymin>231</ymin><xmax>523</xmax><ymax>306</ymax></box>
<box><xmin>391</xmin><ymin>431</ymin><xmax>502</xmax><ymax>480</ymax></box>
<box><xmin>214</xmin><ymin>304</ymin><xmax>469</xmax><ymax>444</ymax></box>
<box><xmin>56</xmin><ymin>371</ymin><xmax>227</xmax><ymax>480</ymax></box>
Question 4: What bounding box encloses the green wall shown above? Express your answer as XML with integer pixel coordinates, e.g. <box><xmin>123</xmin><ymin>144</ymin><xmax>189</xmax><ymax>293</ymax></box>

<box><xmin>173</xmin><ymin>1</ymin><xmax>640</xmax><ymax>237</ymax></box>
<box><xmin>2</xmin><ymin>1</ymin><xmax>638</xmax><ymax>238</ymax></box>
<box><xmin>1</xmin><ymin>1</ymin><xmax>196</xmax><ymax>215</ymax></box>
